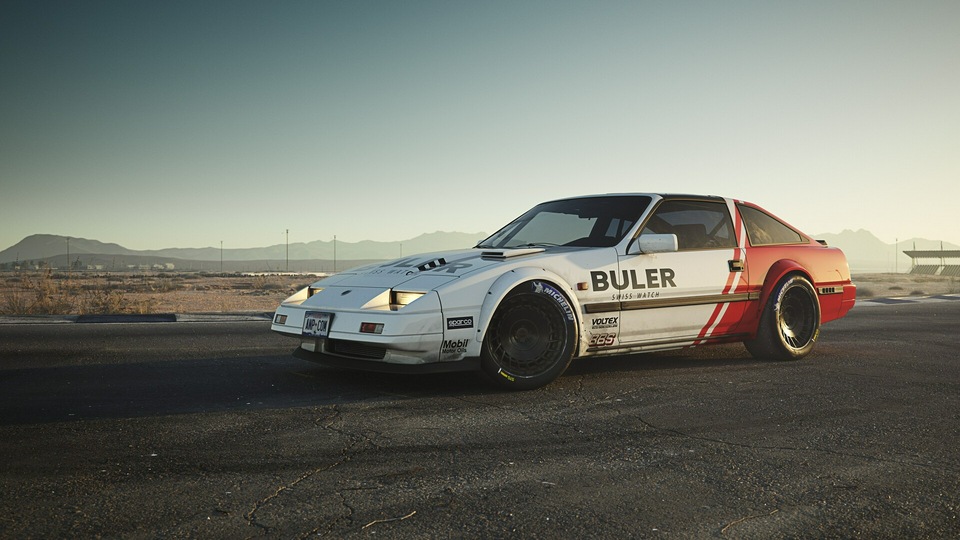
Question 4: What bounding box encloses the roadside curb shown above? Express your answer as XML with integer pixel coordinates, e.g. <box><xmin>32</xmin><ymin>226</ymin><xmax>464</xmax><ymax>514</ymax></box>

<box><xmin>76</xmin><ymin>314</ymin><xmax>177</xmax><ymax>323</ymax></box>
<box><xmin>856</xmin><ymin>293</ymin><xmax>960</xmax><ymax>307</ymax></box>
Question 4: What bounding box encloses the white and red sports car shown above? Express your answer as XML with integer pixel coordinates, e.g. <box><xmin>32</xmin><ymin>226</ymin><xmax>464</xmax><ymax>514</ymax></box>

<box><xmin>271</xmin><ymin>194</ymin><xmax>855</xmax><ymax>389</ymax></box>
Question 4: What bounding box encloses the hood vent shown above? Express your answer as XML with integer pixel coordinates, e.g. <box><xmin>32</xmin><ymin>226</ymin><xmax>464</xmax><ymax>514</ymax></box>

<box><xmin>481</xmin><ymin>248</ymin><xmax>546</xmax><ymax>260</ymax></box>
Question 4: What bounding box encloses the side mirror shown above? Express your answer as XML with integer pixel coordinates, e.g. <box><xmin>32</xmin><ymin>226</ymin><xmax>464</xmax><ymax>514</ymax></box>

<box><xmin>628</xmin><ymin>233</ymin><xmax>678</xmax><ymax>255</ymax></box>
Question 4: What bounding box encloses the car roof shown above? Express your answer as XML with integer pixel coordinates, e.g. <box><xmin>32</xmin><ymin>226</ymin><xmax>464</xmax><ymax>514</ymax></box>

<box><xmin>544</xmin><ymin>193</ymin><xmax>729</xmax><ymax>204</ymax></box>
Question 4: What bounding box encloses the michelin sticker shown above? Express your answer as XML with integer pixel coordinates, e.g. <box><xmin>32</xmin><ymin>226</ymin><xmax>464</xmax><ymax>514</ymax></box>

<box><xmin>532</xmin><ymin>281</ymin><xmax>575</xmax><ymax>321</ymax></box>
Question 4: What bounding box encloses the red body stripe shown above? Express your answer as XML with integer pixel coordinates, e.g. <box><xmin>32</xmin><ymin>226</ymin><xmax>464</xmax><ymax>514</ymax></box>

<box><xmin>693</xmin><ymin>202</ymin><xmax>747</xmax><ymax>345</ymax></box>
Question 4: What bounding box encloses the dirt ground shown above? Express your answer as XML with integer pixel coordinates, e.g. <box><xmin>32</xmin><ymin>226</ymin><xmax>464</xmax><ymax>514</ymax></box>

<box><xmin>851</xmin><ymin>273</ymin><xmax>960</xmax><ymax>299</ymax></box>
<box><xmin>0</xmin><ymin>272</ymin><xmax>309</xmax><ymax>315</ymax></box>
<box><xmin>1</xmin><ymin>271</ymin><xmax>959</xmax><ymax>316</ymax></box>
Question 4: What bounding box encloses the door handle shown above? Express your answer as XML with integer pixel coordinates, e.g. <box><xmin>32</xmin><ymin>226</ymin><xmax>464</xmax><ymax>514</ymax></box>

<box><xmin>728</xmin><ymin>259</ymin><xmax>745</xmax><ymax>272</ymax></box>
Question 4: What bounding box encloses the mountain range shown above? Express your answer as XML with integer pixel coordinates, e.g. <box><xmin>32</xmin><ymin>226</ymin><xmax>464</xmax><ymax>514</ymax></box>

<box><xmin>0</xmin><ymin>232</ymin><xmax>489</xmax><ymax>272</ymax></box>
<box><xmin>1</xmin><ymin>230</ymin><xmax>956</xmax><ymax>274</ymax></box>
<box><xmin>814</xmin><ymin>229</ymin><xmax>958</xmax><ymax>273</ymax></box>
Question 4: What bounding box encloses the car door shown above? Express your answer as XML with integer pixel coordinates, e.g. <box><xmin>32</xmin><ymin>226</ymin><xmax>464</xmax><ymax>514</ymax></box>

<box><xmin>616</xmin><ymin>198</ymin><xmax>749</xmax><ymax>345</ymax></box>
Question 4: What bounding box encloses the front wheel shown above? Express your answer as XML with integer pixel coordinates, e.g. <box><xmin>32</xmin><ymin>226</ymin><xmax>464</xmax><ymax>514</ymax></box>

<box><xmin>745</xmin><ymin>274</ymin><xmax>821</xmax><ymax>361</ymax></box>
<box><xmin>481</xmin><ymin>281</ymin><xmax>577</xmax><ymax>390</ymax></box>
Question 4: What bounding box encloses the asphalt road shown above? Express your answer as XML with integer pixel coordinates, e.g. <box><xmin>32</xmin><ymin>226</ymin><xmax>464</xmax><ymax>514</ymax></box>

<box><xmin>0</xmin><ymin>301</ymin><xmax>958</xmax><ymax>539</ymax></box>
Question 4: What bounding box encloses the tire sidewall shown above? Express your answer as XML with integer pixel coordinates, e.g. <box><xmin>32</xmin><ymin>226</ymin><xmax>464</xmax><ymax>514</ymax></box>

<box><xmin>771</xmin><ymin>275</ymin><xmax>820</xmax><ymax>359</ymax></box>
<box><xmin>480</xmin><ymin>280</ymin><xmax>577</xmax><ymax>390</ymax></box>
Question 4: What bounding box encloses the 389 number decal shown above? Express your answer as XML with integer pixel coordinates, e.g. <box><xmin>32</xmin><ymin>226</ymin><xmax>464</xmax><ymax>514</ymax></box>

<box><xmin>589</xmin><ymin>333</ymin><xmax>617</xmax><ymax>347</ymax></box>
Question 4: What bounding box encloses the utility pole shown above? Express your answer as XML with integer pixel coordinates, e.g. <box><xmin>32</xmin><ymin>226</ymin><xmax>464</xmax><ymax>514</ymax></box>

<box><xmin>220</xmin><ymin>241</ymin><xmax>223</xmax><ymax>273</ymax></box>
<box><xmin>285</xmin><ymin>229</ymin><xmax>289</xmax><ymax>273</ymax></box>
<box><xmin>895</xmin><ymin>238</ymin><xmax>898</xmax><ymax>273</ymax></box>
<box><xmin>333</xmin><ymin>235</ymin><xmax>337</xmax><ymax>273</ymax></box>
<box><xmin>65</xmin><ymin>237</ymin><xmax>70</xmax><ymax>277</ymax></box>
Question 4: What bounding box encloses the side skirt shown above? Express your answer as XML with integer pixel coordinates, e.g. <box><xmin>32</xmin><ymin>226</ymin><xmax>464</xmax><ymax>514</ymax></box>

<box><xmin>584</xmin><ymin>333</ymin><xmax>749</xmax><ymax>355</ymax></box>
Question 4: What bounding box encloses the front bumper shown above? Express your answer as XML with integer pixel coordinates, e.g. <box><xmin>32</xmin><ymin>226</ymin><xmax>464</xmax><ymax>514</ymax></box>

<box><xmin>271</xmin><ymin>287</ymin><xmax>481</xmax><ymax>366</ymax></box>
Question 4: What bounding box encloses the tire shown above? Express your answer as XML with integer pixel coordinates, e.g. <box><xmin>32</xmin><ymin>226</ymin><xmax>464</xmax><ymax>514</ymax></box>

<box><xmin>481</xmin><ymin>281</ymin><xmax>577</xmax><ymax>390</ymax></box>
<box><xmin>745</xmin><ymin>274</ymin><xmax>820</xmax><ymax>361</ymax></box>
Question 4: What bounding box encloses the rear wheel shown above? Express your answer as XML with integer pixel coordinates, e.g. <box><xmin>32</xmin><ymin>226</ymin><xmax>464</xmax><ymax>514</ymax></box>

<box><xmin>481</xmin><ymin>281</ymin><xmax>577</xmax><ymax>390</ymax></box>
<box><xmin>745</xmin><ymin>274</ymin><xmax>820</xmax><ymax>361</ymax></box>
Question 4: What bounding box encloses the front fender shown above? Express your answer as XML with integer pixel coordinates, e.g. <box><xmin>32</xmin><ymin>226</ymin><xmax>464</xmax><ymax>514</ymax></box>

<box><xmin>473</xmin><ymin>267</ymin><xmax>583</xmax><ymax>357</ymax></box>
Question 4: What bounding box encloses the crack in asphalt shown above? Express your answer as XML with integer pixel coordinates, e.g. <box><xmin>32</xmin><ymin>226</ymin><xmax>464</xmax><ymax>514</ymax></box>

<box><xmin>243</xmin><ymin>459</ymin><xmax>347</xmax><ymax>536</ymax></box>
<box><xmin>244</xmin><ymin>405</ymin><xmax>386</xmax><ymax>536</ymax></box>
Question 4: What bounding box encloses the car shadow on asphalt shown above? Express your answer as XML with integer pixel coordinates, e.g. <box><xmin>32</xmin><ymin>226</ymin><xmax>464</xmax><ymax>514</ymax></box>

<box><xmin>0</xmin><ymin>353</ymin><xmax>493</xmax><ymax>425</ymax></box>
<box><xmin>563</xmin><ymin>342</ymin><xmax>765</xmax><ymax>378</ymax></box>
<box><xmin>0</xmin><ymin>344</ymin><xmax>775</xmax><ymax>425</ymax></box>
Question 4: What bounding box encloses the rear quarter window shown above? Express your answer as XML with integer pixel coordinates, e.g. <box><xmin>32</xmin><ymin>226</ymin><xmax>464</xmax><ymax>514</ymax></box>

<box><xmin>737</xmin><ymin>204</ymin><xmax>804</xmax><ymax>245</ymax></box>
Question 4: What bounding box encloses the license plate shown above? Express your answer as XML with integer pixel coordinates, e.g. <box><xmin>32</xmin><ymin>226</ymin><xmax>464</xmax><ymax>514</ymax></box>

<box><xmin>302</xmin><ymin>311</ymin><xmax>333</xmax><ymax>338</ymax></box>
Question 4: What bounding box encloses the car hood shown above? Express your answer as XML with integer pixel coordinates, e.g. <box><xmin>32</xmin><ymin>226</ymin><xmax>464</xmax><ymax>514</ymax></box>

<box><xmin>316</xmin><ymin>247</ymin><xmax>548</xmax><ymax>291</ymax></box>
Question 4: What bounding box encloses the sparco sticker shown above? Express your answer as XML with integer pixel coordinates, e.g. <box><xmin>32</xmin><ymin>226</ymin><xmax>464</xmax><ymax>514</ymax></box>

<box><xmin>446</xmin><ymin>316</ymin><xmax>474</xmax><ymax>330</ymax></box>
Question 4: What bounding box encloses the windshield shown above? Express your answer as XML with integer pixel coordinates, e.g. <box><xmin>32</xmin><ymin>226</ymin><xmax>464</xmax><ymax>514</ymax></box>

<box><xmin>477</xmin><ymin>196</ymin><xmax>652</xmax><ymax>249</ymax></box>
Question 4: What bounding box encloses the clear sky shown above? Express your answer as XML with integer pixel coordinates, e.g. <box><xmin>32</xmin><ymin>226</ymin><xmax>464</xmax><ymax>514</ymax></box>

<box><xmin>2</xmin><ymin>0</ymin><xmax>958</xmax><ymax>251</ymax></box>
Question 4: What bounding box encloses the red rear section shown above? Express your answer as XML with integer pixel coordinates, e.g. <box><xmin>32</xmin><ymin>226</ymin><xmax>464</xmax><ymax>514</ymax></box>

<box><xmin>743</xmin><ymin>241</ymin><xmax>855</xmax><ymax>332</ymax></box>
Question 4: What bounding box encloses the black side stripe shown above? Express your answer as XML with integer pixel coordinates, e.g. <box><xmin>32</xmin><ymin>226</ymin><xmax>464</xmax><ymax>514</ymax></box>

<box><xmin>583</xmin><ymin>292</ymin><xmax>760</xmax><ymax>314</ymax></box>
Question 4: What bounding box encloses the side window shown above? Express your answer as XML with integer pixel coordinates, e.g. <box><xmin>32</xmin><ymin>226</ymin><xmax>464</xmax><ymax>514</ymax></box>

<box><xmin>737</xmin><ymin>204</ymin><xmax>804</xmax><ymax>245</ymax></box>
<box><xmin>641</xmin><ymin>200</ymin><xmax>736</xmax><ymax>250</ymax></box>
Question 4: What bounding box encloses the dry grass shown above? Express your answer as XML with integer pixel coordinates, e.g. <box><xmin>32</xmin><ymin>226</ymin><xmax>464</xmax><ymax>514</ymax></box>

<box><xmin>1</xmin><ymin>271</ymin><xmax>958</xmax><ymax>316</ymax></box>
<box><xmin>0</xmin><ymin>271</ymin><xmax>304</xmax><ymax>315</ymax></box>
<box><xmin>852</xmin><ymin>273</ymin><xmax>960</xmax><ymax>299</ymax></box>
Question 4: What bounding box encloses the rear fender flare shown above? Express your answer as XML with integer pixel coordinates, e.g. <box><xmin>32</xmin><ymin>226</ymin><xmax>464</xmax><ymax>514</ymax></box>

<box><xmin>756</xmin><ymin>259</ymin><xmax>817</xmax><ymax>323</ymax></box>
<box><xmin>474</xmin><ymin>267</ymin><xmax>582</xmax><ymax>357</ymax></box>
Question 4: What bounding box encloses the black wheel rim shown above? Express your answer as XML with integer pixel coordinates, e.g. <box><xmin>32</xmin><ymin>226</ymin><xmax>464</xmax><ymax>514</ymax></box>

<box><xmin>488</xmin><ymin>296</ymin><xmax>565</xmax><ymax>377</ymax></box>
<box><xmin>778</xmin><ymin>285</ymin><xmax>816</xmax><ymax>350</ymax></box>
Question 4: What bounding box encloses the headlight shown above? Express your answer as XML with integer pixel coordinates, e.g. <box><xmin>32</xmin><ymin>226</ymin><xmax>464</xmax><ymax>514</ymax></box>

<box><xmin>390</xmin><ymin>290</ymin><xmax>425</xmax><ymax>310</ymax></box>
<box><xmin>281</xmin><ymin>286</ymin><xmax>315</xmax><ymax>305</ymax></box>
<box><xmin>308</xmin><ymin>286</ymin><xmax>324</xmax><ymax>298</ymax></box>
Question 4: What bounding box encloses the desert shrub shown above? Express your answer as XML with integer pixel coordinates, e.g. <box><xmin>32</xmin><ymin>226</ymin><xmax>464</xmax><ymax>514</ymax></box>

<box><xmin>260</xmin><ymin>283</ymin><xmax>286</xmax><ymax>291</ymax></box>
<box><xmin>889</xmin><ymin>285</ymin><xmax>903</xmax><ymax>291</ymax></box>
<box><xmin>910</xmin><ymin>290</ymin><xmax>926</xmax><ymax>296</ymax></box>
<box><xmin>149</xmin><ymin>277</ymin><xmax>181</xmax><ymax>293</ymax></box>
<box><xmin>0</xmin><ymin>271</ymin><xmax>74</xmax><ymax>315</ymax></box>
<box><xmin>81</xmin><ymin>288</ymin><xmax>128</xmax><ymax>314</ymax></box>
<box><xmin>3</xmin><ymin>289</ymin><xmax>30</xmax><ymax>314</ymax></box>
<box><xmin>126</xmin><ymin>297</ymin><xmax>157</xmax><ymax>314</ymax></box>
<box><xmin>78</xmin><ymin>284</ymin><xmax>158</xmax><ymax>314</ymax></box>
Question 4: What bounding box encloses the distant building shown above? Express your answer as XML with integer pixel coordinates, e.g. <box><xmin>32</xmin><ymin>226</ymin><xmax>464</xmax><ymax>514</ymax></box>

<box><xmin>903</xmin><ymin>250</ymin><xmax>960</xmax><ymax>276</ymax></box>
